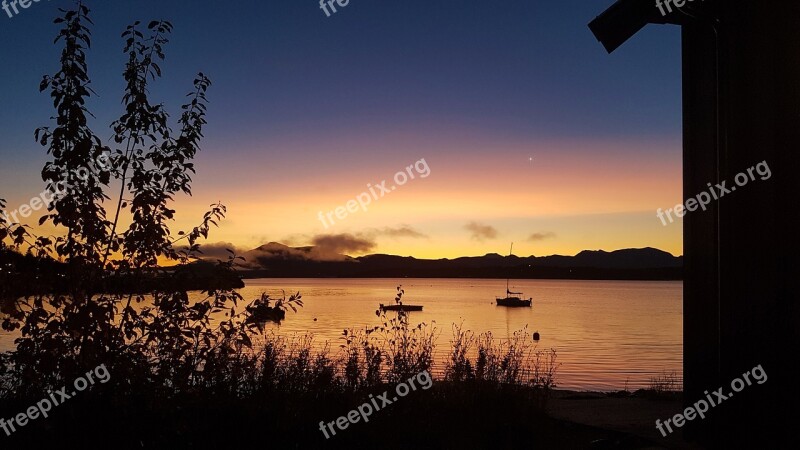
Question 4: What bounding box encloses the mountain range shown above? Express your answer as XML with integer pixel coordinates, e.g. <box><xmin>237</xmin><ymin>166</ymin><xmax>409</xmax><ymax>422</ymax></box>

<box><xmin>231</xmin><ymin>243</ymin><xmax>683</xmax><ymax>280</ymax></box>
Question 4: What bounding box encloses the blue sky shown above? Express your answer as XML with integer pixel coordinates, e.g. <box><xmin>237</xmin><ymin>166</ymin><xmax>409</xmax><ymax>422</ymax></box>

<box><xmin>0</xmin><ymin>0</ymin><xmax>684</xmax><ymax>258</ymax></box>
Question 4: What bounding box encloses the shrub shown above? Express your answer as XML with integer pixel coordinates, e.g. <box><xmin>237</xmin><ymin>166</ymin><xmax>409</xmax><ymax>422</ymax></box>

<box><xmin>0</xmin><ymin>4</ymin><xmax>299</xmax><ymax>401</ymax></box>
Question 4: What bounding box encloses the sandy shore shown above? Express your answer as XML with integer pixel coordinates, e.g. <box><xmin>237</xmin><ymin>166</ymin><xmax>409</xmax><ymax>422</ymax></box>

<box><xmin>548</xmin><ymin>390</ymin><xmax>706</xmax><ymax>449</ymax></box>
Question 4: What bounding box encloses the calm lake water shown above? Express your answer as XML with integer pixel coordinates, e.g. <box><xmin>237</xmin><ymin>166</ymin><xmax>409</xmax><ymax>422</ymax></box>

<box><xmin>0</xmin><ymin>278</ymin><xmax>682</xmax><ymax>391</ymax></box>
<box><xmin>240</xmin><ymin>278</ymin><xmax>682</xmax><ymax>391</ymax></box>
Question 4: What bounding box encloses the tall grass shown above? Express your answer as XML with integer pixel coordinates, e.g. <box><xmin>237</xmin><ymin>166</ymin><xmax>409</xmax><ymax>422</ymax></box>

<box><xmin>444</xmin><ymin>323</ymin><xmax>560</xmax><ymax>388</ymax></box>
<box><xmin>647</xmin><ymin>370</ymin><xmax>682</xmax><ymax>394</ymax></box>
<box><xmin>187</xmin><ymin>317</ymin><xmax>561</xmax><ymax>399</ymax></box>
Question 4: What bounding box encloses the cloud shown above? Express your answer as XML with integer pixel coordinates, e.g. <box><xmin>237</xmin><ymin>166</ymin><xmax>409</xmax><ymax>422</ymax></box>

<box><xmin>203</xmin><ymin>227</ymin><xmax>426</xmax><ymax>267</ymax></box>
<box><xmin>243</xmin><ymin>236</ymin><xmax>373</xmax><ymax>264</ymax></box>
<box><xmin>279</xmin><ymin>233</ymin><xmax>313</xmax><ymax>247</ymax></box>
<box><xmin>465</xmin><ymin>222</ymin><xmax>498</xmax><ymax>241</ymax></box>
<box><xmin>312</xmin><ymin>233</ymin><xmax>376</xmax><ymax>255</ymax></box>
<box><xmin>190</xmin><ymin>242</ymin><xmax>248</xmax><ymax>260</ymax></box>
<box><xmin>247</xmin><ymin>243</ymin><xmax>313</xmax><ymax>261</ymax></box>
<box><xmin>369</xmin><ymin>225</ymin><xmax>428</xmax><ymax>239</ymax></box>
<box><xmin>526</xmin><ymin>232</ymin><xmax>556</xmax><ymax>241</ymax></box>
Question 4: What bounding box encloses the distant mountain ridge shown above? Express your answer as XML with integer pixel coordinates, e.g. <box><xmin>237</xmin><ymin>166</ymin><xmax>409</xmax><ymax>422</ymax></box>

<box><xmin>238</xmin><ymin>244</ymin><xmax>682</xmax><ymax>280</ymax></box>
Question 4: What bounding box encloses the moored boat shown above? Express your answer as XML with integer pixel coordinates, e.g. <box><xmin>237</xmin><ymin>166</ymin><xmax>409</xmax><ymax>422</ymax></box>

<box><xmin>496</xmin><ymin>243</ymin><xmax>533</xmax><ymax>308</ymax></box>
<box><xmin>378</xmin><ymin>285</ymin><xmax>423</xmax><ymax>312</ymax></box>
<box><xmin>379</xmin><ymin>303</ymin><xmax>423</xmax><ymax>312</ymax></box>
<box><xmin>495</xmin><ymin>294</ymin><xmax>532</xmax><ymax>307</ymax></box>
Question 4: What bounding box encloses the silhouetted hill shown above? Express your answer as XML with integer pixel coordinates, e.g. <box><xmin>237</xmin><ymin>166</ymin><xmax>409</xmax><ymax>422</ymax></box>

<box><xmin>236</xmin><ymin>245</ymin><xmax>683</xmax><ymax>280</ymax></box>
<box><xmin>0</xmin><ymin>249</ymin><xmax>243</xmax><ymax>297</ymax></box>
<box><xmin>244</xmin><ymin>242</ymin><xmax>356</xmax><ymax>265</ymax></box>
<box><xmin>540</xmin><ymin>247</ymin><xmax>681</xmax><ymax>269</ymax></box>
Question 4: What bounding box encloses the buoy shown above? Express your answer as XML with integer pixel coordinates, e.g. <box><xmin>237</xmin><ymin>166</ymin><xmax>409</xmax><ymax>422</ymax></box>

<box><xmin>533</xmin><ymin>331</ymin><xmax>540</xmax><ymax>341</ymax></box>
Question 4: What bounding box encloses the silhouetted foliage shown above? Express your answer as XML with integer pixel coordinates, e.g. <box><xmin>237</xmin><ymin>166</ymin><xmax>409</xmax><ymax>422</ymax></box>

<box><xmin>0</xmin><ymin>3</ymin><xmax>298</xmax><ymax>402</ymax></box>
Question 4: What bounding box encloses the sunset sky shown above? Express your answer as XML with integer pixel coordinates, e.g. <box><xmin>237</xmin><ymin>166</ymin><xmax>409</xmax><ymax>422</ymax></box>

<box><xmin>0</xmin><ymin>0</ymin><xmax>683</xmax><ymax>259</ymax></box>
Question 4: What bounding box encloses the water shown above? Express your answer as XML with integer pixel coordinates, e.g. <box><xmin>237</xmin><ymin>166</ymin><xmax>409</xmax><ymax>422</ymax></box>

<box><xmin>240</xmin><ymin>278</ymin><xmax>682</xmax><ymax>391</ymax></box>
<box><xmin>0</xmin><ymin>278</ymin><xmax>682</xmax><ymax>391</ymax></box>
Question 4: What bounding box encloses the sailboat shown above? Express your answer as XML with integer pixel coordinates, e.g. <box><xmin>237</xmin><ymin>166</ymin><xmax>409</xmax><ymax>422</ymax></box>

<box><xmin>496</xmin><ymin>243</ymin><xmax>533</xmax><ymax>307</ymax></box>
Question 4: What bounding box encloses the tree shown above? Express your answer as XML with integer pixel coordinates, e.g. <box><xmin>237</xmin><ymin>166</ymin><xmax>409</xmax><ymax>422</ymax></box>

<box><xmin>0</xmin><ymin>2</ymin><xmax>299</xmax><ymax>399</ymax></box>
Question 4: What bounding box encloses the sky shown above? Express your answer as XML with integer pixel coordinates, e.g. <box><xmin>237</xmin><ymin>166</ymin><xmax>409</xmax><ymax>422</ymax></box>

<box><xmin>0</xmin><ymin>0</ymin><xmax>683</xmax><ymax>260</ymax></box>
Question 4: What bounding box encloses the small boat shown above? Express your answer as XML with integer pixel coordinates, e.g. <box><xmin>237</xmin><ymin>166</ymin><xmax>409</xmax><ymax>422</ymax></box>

<box><xmin>379</xmin><ymin>303</ymin><xmax>423</xmax><ymax>312</ymax></box>
<box><xmin>496</xmin><ymin>294</ymin><xmax>532</xmax><ymax>307</ymax></box>
<box><xmin>496</xmin><ymin>243</ymin><xmax>533</xmax><ymax>307</ymax></box>
<box><xmin>379</xmin><ymin>286</ymin><xmax>423</xmax><ymax>312</ymax></box>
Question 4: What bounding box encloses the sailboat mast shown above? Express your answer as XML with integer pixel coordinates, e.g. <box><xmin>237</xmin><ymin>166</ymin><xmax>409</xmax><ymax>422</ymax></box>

<box><xmin>507</xmin><ymin>243</ymin><xmax>513</xmax><ymax>294</ymax></box>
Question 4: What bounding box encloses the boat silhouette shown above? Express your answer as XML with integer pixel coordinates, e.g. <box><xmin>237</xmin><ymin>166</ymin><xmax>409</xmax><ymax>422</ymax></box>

<box><xmin>496</xmin><ymin>243</ymin><xmax>533</xmax><ymax>307</ymax></box>
<box><xmin>379</xmin><ymin>285</ymin><xmax>423</xmax><ymax>312</ymax></box>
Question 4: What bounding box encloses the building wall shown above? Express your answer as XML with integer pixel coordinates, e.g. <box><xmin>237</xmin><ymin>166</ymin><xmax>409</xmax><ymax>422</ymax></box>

<box><xmin>682</xmin><ymin>0</ymin><xmax>800</xmax><ymax>446</ymax></box>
